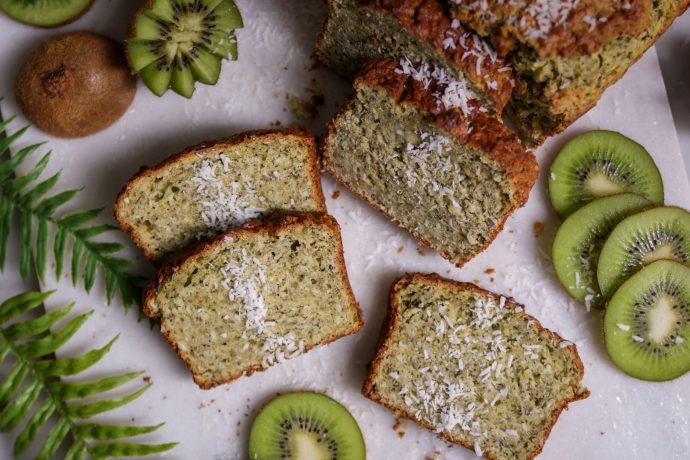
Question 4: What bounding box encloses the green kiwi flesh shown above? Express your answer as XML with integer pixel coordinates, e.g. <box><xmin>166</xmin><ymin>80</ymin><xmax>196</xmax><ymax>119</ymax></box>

<box><xmin>552</xmin><ymin>193</ymin><xmax>650</xmax><ymax>310</ymax></box>
<box><xmin>0</xmin><ymin>0</ymin><xmax>92</xmax><ymax>27</ymax></box>
<box><xmin>604</xmin><ymin>260</ymin><xmax>690</xmax><ymax>381</ymax></box>
<box><xmin>249</xmin><ymin>392</ymin><xmax>365</xmax><ymax>460</ymax></box>
<box><xmin>598</xmin><ymin>206</ymin><xmax>690</xmax><ymax>300</ymax></box>
<box><xmin>127</xmin><ymin>0</ymin><xmax>242</xmax><ymax>98</ymax></box>
<box><xmin>549</xmin><ymin>130</ymin><xmax>663</xmax><ymax>218</ymax></box>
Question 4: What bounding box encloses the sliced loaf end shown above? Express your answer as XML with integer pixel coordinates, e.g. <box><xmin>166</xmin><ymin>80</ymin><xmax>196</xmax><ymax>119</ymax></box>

<box><xmin>363</xmin><ymin>273</ymin><xmax>589</xmax><ymax>460</ymax></box>
<box><xmin>143</xmin><ymin>212</ymin><xmax>362</xmax><ymax>389</ymax></box>
<box><xmin>115</xmin><ymin>128</ymin><xmax>326</xmax><ymax>264</ymax></box>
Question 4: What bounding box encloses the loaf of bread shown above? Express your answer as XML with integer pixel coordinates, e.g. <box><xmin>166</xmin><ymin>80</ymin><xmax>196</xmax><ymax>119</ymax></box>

<box><xmin>363</xmin><ymin>273</ymin><xmax>590</xmax><ymax>460</ymax></box>
<box><xmin>143</xmin><ymin>213</ymin><xmax>363</xmax><ymax>389</ymax></box>
<box><xmin>115</xmin><ymin>129</ymin><xmax>325</xmax><ymax>263</ymax></box>
<box><xmin>315</xmin><ymin>0</ymin><xmax>515</xmax><ymax>113</ymax></box>
<box><xmin>322</xmin><ymin>57</ymin><xmax>538</xmax><ymax>267</ymax></box>
<box><xmin>449</xmin><ymin>0</ymin><xmax>690</xmax><ymax>143</ymax></box>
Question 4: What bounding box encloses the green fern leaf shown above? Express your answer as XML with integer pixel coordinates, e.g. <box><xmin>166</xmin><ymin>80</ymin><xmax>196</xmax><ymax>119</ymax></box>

<box><xmin>0</xmin><ymin>117</ymin><xmax>149</xmax><ymax>314</ymax></box>
<box><xmin>0</xmin><ymin>291</ymin><xmax>177</xmax><ymax>458</ymax></box>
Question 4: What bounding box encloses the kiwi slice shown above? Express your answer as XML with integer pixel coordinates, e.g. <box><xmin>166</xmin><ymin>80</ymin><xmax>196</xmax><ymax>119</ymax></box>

<box><xmin>549</xmin><ymin>130</ymin><xmax>663</xmax><ymax>218</ymax></box>
<box><xmin>552</xmin><ymin>193</ymin><xmax>650</xmax><ymax>310</ymax></box>
<box><xmin>249</xmin><ymin>392</ymin><xmax>365</xmax><ymax>460</ymax></box>
<box><xmin>598</xmin><ymin>207</ymin><xmax>690</xmax><ymax>300</ymax></box>
<box><xmin>604</xmin><ymin>260</ymin><xmax>690</xmax><ymax>381</ymax></box>
<box><xmin>0</xmin><ymin>0</ymin><xmax>93</xmax><ymax>27</ymax></box>
<box><xmin>126</xmin><ymin>0</ymin><xmax>243</xmax><ymax>98</ymax></box>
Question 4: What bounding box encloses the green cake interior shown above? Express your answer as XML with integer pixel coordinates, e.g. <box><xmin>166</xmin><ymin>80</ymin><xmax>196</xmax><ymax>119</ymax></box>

<box><xmin>145</xmin><ymin>220</ymin><xmax>359</xmax><ymax>385</ymax></box>
<box><xmin>323</xmin><ymin>84</ymin><xmax>514</xmax><ymax>265</ymax></box>
<box><xmin>117</xmin><ymin>135</ymin><xmax>322</xmax><ymax>262</ymax></box>
<box><xmin>370</xmin><ymin>278</ymin><xmax>588</xmax><ymax>460</ymax></box>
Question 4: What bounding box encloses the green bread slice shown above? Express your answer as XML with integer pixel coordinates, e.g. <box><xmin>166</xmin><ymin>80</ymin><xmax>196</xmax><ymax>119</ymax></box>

<box><xmin>143</xmin><ymin>213</ymin><xmax>363</xmax><ymax>389</ymax></box>
<box><xmin>115</xmin><ymin>129</ymin><xmax>326</xmax><ymax>264</ymax></box>
<box><xmin>363</xmin><ymin>274</ymin><xmax>589</xmax><ymax>460</ymax></box>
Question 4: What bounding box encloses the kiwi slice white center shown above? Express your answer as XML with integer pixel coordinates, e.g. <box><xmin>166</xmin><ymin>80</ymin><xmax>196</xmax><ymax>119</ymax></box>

<box><xmin>604</xmin><ymin>260</ymin><xmax>690</xmax><ymax>381</ymax></box>
<box><xmin>549</xmin><ymin>130</ymin><xmax>663</xmax><ymax>218</ymax></box>
<box><xmin>598</xmin><ymin>206</ymin><xmax>690</xmax><ymax>299</ymax></box>
<box><xmin>126</xmin><ymin>0</ymin><xmax>243</xmax><ymax>98</ymax></box>
<box><xmin>586</xmin><ymin>171</ymin><xmax>625</xmax><ymax>196</ymax></box>
<box><xmin>249</xmin><ymin>392</ymin><xmax>365</xmax><ymax>460</ymax></box>
<box><xmin>647</xmin><ymin>294</ymin><xmax>679</xmax><ymax>343</ymax></box>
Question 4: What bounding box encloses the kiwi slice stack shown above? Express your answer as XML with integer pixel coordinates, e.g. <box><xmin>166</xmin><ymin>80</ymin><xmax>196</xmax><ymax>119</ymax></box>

<box><xmin>126</xmin><ymin>0</ymin><xmax>243</xmax><ymax>98</ymax></box>
<box><xmin>249</xmin><ymin>392</ymin><xmax>365</xmax><ymax>459</ymax></box>
<box><xmin>0</xmin><ymin>0</ymin><xmax>93</xmax><ymax>27</ymax></box>
<box><xmin>549</xmin><ymin>130</ymin><xmax>690</xmax><ymax>381</ymax></box>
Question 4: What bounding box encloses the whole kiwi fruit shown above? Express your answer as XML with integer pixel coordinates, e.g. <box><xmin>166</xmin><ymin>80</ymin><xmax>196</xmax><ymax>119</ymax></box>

<box><xmin>15</xmin><ymin>31</ymin><xmax>137</xmax><ymax>138</ymax></box>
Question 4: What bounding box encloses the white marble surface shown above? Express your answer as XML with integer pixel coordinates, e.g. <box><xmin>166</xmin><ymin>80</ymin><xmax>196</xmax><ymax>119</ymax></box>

<box><xmin>0</xmin><ymin>2</ymin><xmax>689</xmax><ymax>459</ymax></box>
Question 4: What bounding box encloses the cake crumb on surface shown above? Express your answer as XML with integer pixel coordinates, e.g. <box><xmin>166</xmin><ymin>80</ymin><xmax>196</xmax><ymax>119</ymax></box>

<box><xmin>533</xmin><ymin>221</ymin><xmax>545</xmax><ymax>238</ymax></box>
<box><xmin>331</xmin><ymin>190</ymin><xmax>341</xmax><ymax>199</ymax></box>
<box><xmin>484</xmin><ymin>268</ymin><xmax>495</xmax><ymax>275</ymax></box>
<box><xmin>397</xmin><ymin>245</ymin><xmax>405</xmax><ymax>253</ymax></box>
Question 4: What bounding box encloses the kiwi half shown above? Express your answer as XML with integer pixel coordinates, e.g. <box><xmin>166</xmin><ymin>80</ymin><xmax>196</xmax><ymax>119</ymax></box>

<box><xmin>598</xmin><ymin>206</ymin><xmax>690</xmax><ymax>300</ymax></box>
<box><xmin>249</xmin><ymin>392</ymin><xmax>365</xmax><ymax>460</ymax></box>
<box><xmin>552</xmin><ymin>193</ymin><xmax>650</xmax><ymax>310</ymax></box>
<box><xmin>604</xmin><ymin>260</ymin><xmax>690</xmax><ymax>381</ymax></box>
<box><xmin>549</xmin><ymin>130</ymin><xmax>663</xmax><ymax>218</ymax></box>
<box><xmin>0</xmin><ymin>0</ymin><xmax>93</xmax><ymax>27</ymax></box>
<box><xmin>126</xmin><ymin>0</ymin><xmax>243</xmax><ymax>98</ymax></box>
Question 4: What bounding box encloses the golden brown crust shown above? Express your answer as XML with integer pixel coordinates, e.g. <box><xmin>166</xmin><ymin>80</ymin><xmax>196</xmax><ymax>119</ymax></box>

<box><xmin>357</xmin><ymin>58</ymin><xmax>537</xmax><ymax>208</ymax></box>
<box><xmin>451</xmin><ymin>0</ymin><xmax>654</xmax><ymax>59</ymax></box>
<box><xmin>114</xmin><ymin>128</ymin><xmax>327</xmax><ymax>265</ymax></box>
<box><xmin>143</xmin><ymin>211</ymin><xmax>363</xmax><ymax>389</ymax></box>
<box><xmin>360</xmin><ymin>0</ymin><xmax>513</xmax><ymax>111</ymax></box>
<box><xmin>362</xmin><ymin>273</ymin><xmax>590</xmax><ymax>460</ymax></box>
<box><xmin>321</xmin><ymin>59</ymin><xmax>538</xmax><ymax>267</ymax></box>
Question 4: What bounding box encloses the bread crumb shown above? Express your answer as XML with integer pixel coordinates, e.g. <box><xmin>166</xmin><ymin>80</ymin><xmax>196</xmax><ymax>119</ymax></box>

<box><xmin>484</xmin><ymin>268</ymin><xmax>495</xmax><ymax>275</ymax></box>
<box><xmin>473</xmin><ymin>279</ymin><xmax>481</xmax><ymax>284</ymax></box>
<box><xmin>392</xmin><ymin>419</ymin><xmax>403</xmax><ymax>431</ymax></box>
<box><xmin>397</xmin><ymin>246</ymin><xmax>404</xmax><ymax>253</ymax></box>
<box><xmin>490</xmin><ymin>277</ymin><xmax>495</xmax><ymax>282</ymax></box>
<box><xmin>397</xmin><ymin>431</ymin><xmax>406</xmax><ymax>438</ymax></box>
<box><xmin>533</xmin><ymin>221</ymin><xmax>545</xmax><ymax>238</ymax></box>
<box><xmin>331</xmin><ymin>190</ymin><xmax>341</xmax><ymax>200</ymax></box>
<box><xmin>417</xmin><ymin>247</ymin><xmax>426</xmax><ymax>256</ymax></box>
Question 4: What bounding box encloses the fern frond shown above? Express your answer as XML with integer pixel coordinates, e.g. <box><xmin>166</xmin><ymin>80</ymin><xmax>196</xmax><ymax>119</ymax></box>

<box><xmin>0</xmin><ymin>116</ymin><xmax>148</xmax><ymax>314</ymax></box>
<box><xmin>0</xmin><ymin>291</ymin><xmax>177</xmax><ymax>458</ymax></box>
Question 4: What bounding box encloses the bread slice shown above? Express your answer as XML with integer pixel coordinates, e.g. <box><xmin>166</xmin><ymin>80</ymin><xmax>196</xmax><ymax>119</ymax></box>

<box><xmin>448</xmin><ymin>0</ymin><xmax>690</xmax><ymax>144</ymax></box>
<box><xmin>143</xmin><ymin>212</ymin><xmax>363</xmax><ymax>389</ymax></box>
<box><xmin>115</xmin><ymin>129</ymin><xmax>326</xmax><ymax>263</ymax></box>
<box><xmin>322</xmin><ymin>58</ymin><xmax>538</xmax><ymax>267</ymax></box>
<box><xmin>363</xmin><ymin>273</ymin><xmax>589</xmax><ymax>460</ymax></box>
<box><xmin>315</xmin><ymin>0</ymin><xmax>514</xmax><ymax>114</ymax></box>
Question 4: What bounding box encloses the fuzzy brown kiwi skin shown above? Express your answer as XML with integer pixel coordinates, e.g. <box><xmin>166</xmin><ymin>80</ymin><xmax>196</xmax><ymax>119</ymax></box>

<box><xmin>4</xmin><ymin>0</ymin><xmax>95</xmax><ymax>28</ymax></box>
<box><xmin>14</xmin><ymin>31</ymin><xmax>136</xmax><ymax>138</ymax></box>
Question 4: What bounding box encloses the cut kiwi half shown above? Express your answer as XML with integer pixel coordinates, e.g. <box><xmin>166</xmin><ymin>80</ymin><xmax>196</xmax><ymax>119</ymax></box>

<box><xmin>604</xmin><ymin>260</ymin><xmax>690</xmax><ymax>381</ymax></box>
<box><xmin>552</xmin><ymin>193</ymin><xmax>651</xmax><ymax>310</ymax></box>
<box><xmin>249</xmin><ymin>392</ymin><xmax>365</xmax><ymax>460</ymax></box>
<box><xmin>126</xmin><ymin>0</ymin><xmax>243</xmax><ymax>98</ymax></box>
<box><xmin>0</xmin><ymin>0</ymin><xmax>93</xmax><ymax>27</ymax></box>
<box><xmin>598</xmin><ymin>206</ymin><xmax>690</xmax><ymax>300</ymax></box>
<box><xmin>549</xmin><ymin>130</ymin><xmax>663</xmax><ymax>218</ymax></box>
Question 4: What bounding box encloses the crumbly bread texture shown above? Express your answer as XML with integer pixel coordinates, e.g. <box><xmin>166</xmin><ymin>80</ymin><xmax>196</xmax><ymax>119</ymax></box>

<box><xmin>322</xmin><ymin>58</ymin><xmax>538</xmax><ymax>267</ymax></box>
<box><xmin>115</xmin><ymin>129</ymin><xmax>326</xmax><ymax>263</ymax></box>
<box><xmin>449</xmin><ymin>0</ymin><xmax>690</xmax><ymax>144</ymax></box>
<box><xmin>363</xmin><ymin>274</ymin><xmax>590</xmax><ymax>460</ymax></box>
<box><xmin>143</xmin><ymin>213</ymin><xmax>363</xmax><ymax>389</ymax></box>
<box><xmin>315</xmin><ymin>0</ymin><xmax>514</xmax><ymax>113</ymax></box>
